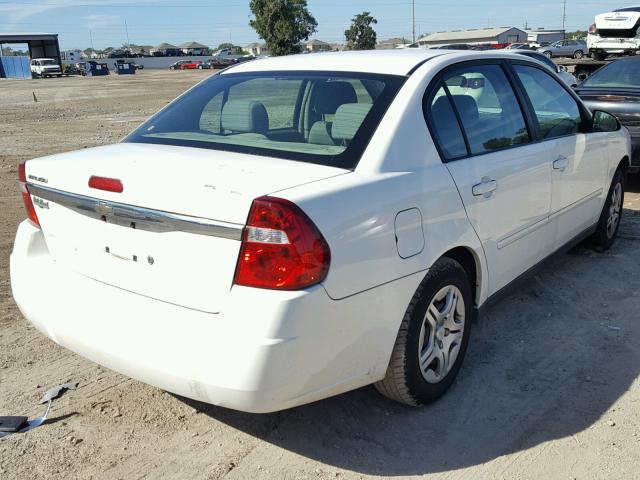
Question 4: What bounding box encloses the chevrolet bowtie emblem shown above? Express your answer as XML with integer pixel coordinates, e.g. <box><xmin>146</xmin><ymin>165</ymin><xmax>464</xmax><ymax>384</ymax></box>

<box><xmin>95</xmin><ymin>202</ymin><xmax>113</xmax><ymax>216</ymax></box>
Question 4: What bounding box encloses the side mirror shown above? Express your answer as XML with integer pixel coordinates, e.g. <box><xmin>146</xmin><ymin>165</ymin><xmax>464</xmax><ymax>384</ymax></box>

<box><xmin>592</xmin><ymin>110</ymin><xmax>621</xmax><ymax>133</ymax></box>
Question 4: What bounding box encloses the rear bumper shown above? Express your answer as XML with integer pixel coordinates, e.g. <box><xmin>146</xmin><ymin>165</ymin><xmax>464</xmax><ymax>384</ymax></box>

<box><xmin>10</xmin><ymin>220</ymin><xmax>419</xmax><ymax>412</ymax></box>
<box><xmin>588</xmin><ymin>38</ymin><xmax>640</xmax><ymax>52</ymax></box>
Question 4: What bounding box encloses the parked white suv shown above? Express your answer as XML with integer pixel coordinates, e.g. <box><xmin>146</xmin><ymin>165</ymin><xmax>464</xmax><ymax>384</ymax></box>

<box><xmin>30</xmin><ymin>58</ymin><xmax>62</xmax><ymax>78</ymax></box>
<box><xmin>11</xmin><ymin>50</ymin><xmax>630</xmax><ymax>413</ymax></box>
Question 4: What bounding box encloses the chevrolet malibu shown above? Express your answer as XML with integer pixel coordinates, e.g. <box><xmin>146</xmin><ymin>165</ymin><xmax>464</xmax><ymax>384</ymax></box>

<box><xmin>11</xmin><ymin>50</ymin><xmax>630</xmax><ymax>413</ymax></box>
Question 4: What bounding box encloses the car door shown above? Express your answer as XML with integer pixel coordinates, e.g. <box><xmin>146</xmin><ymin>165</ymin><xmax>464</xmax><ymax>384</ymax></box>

<box><xmin>512</xmin><ymin>64</ymin><xmax>607</xmax><ymax>249</ymax></box>
<box><xmin>426</xmin><ymin>62</ymin><xmax>553</xmax><ymax>295</ymax></box>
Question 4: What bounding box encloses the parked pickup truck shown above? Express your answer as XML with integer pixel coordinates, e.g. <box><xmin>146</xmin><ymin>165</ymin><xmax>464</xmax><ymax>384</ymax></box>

<box><xmin>30</xmin><ymin>58</ymin><xmax>62</xmax><ymax>78</ymax></box>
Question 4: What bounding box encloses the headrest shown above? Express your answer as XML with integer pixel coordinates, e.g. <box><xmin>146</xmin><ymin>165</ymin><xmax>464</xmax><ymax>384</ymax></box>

<box><xmin>314</xmin><ymin>81</ymin><xmax>358</xmax><ymax>115</ymax></box>
<box><xmin>451</xmin><ymin>95</ymin><xmax>479</xmax><ymax>124</ymax></box>
<box><xmin>332</xmin><ymin>103</ymin><xmax>372</xmax><ymax>142</ymax></box>
<box><xmin>221</xmin><ymin>100</ymin><xmax>269</xmax><ymax>134</ymax></box>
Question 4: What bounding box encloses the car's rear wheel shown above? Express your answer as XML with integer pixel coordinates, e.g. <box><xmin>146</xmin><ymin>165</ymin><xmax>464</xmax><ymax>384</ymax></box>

<box><xmin>375</xmin><ymin>257</ymin><xmax>472</xmax><ymax>406</ymax></box>
<box><xmin>592</xmin><ymin>169</ymin><xmax>624</xmax><ymax>250</ymax></box>
<box><xmin>573</xmin><ymin>50</ymin><xmax>584</xmax><ymax>59</ymax></box>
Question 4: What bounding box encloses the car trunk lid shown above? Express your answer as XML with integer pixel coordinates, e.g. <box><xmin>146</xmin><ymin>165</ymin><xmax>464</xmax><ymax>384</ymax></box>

<box><xmin>25</xmin><ymin>143</ymin><xmax>347</xmax><ymax>312</ymax></box>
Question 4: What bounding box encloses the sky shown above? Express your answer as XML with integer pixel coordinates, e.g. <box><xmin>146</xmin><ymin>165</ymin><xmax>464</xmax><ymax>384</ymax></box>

<box><xmin>0</xmin><ymin>0</ymin><xmax>625</xmax><ymax>51</ymax></box>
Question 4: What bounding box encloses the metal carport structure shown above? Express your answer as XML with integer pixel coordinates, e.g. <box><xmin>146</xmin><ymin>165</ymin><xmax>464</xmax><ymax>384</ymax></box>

<box><xmin>0</xmin><ymin>32</ymin><xmax>61</xmax><ymax>78</ymax></box>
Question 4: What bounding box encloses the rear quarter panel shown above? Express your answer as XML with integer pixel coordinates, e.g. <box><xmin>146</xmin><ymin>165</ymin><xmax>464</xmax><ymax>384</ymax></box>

<box><xmin>272</xmin><ymin>59</ymin><xmax>488</xmax><ymax>305</ymax></box>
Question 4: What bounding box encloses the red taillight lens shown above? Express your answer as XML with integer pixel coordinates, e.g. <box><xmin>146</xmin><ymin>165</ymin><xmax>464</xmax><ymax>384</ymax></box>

<box><xmin>588</xmin><ymin>23</ymin><xmax>597</xmax><ymax>34</ymax></box>
<box><xmin>88</xmin><ymin>175</ymin><xmax>123</xmax><ymax>193</ymax></box>
<box><xmin>234</xmin><ymin>196</ymin><xmax>331</xmax><ymax>290</ymax></box>
<box><xmin>18</xmin><ymin>161</ymin><xmax>40</xmax><ymax>228</ymax></box>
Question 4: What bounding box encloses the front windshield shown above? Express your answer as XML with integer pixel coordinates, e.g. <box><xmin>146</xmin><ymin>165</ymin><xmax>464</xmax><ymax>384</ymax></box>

<box><xmin>582</xmin><ymin>60</ymin><xmax>640</xmax><ymax>88</ymax></box>
<box><xmin>41</xmin><ymin>59</ymin><xmax>57</xmax><ymax>65</ymax></box>
<box><xmin>125</xmin><ymin>71</ymin><xmax>405</xmax><ymax>169</ymax></box>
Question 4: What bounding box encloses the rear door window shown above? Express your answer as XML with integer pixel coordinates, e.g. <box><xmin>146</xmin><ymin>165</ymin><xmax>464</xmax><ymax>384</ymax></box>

<box><xmin>436</xmin><ymin>64</ymin><xmax>531</xmax><ymax>156</ymax></box>
<box><xmin>427</xmin><ymin>87</ymin><xmax>468</xmax><ymax>159</ymax></box>
<box><xmin>514</xmin><ymin>65</ymin><xmax>582</xmax><ymax>139</ymax></box>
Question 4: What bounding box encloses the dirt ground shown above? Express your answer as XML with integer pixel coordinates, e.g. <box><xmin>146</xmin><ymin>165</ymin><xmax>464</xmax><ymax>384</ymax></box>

<box><xmin>1</xmin><ymin>70</ymin><xmax>640</xmax><ymax>480</ymax></box>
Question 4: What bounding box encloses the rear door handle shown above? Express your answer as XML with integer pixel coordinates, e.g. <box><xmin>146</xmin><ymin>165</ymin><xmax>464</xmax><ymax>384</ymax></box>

<box><xmin>553</xmin><ymin>155</ymin><xmax>569</xmax><ymax>172</ymax></box>
<box><xmin>472</xmin><ymin>177</ymin><xmax>498</xmax><ymax>197</ymax></box>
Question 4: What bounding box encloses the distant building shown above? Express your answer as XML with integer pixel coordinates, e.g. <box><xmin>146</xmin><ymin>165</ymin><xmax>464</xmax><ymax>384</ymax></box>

<box><xmin>526</xmin><ymin>29</ymin><xmax>565</xmax><ymax>45</ymax></box>
<box><xmin>305</xmin><ymin>39</ymin><xmax>332</xmax><ymax>52</ymax></box>
<box><xmin>245</xmin><ymin>42</ymin><xmax>269</xmax><ymax>56</ymax></box>
<box><xmin>376</xmin><ymin>38</ymin><xmax>412</xmax><ymax>50</ymax></box>
<box><xmin>61</xmin><ymin>50</ymin><xmax>83</xmax><ymax>62</ymax></box>
<box><xmin>128</xmin><ymin>45</ymin><xmax>154</xmax><ymax>57</ymax></box>
<box><xmin>416</xmin><ymin>27</ymin><xmax>528</xmax><ymax>48</ymax></box>
<box><xmin>151</xmin><ymin>42</ymin><xmax>181</xmax><ymax>56</ymax></box>
<box><xmin>179</xmin><ymin>41</ymin><xmax>208</xmax><ymax>56</ymax></box>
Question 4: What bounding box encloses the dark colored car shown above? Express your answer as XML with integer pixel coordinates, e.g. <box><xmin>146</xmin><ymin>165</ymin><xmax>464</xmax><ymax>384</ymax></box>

<box><xmin>576</xmin><ymin>57</ymin><xmax>640</xmax><ymax>173</ymax></box>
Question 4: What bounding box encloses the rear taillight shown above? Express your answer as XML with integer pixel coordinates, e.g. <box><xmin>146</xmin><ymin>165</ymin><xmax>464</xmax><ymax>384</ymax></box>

<box><xmin>18</xmin><ymin>161</ymin><xmax>40</xmax><ymax>228</ymax></box>
<box><xmin>588</xmin><ymin>23</ymin><xmax>598</xmax><ymax>34</ymax></box>
<box><xmin>234</xmin><ymin>196</ymin><xmax>330</xmax><ymax>290</ymax></box>
<box><xmin>89</xmin><ymin>175</ymin><xmax>123</xmax><ymax>193</ymax></box>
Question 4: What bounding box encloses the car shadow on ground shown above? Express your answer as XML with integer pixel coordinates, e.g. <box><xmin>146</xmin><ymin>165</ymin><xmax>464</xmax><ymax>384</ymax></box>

<box><xmin>179</xmin><ymin>225</ymin><xmax>640</xmax><ymax>476</ymax></box>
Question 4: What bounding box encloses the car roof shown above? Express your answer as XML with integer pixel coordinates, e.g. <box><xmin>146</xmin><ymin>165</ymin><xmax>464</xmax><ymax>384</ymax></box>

<box><xmin>224</xmin><ymin>49</ymin><xmax>554</xmax><ymax>76</ymax></box>
<box><xmin>224</xmin><ymin>49</ymin><xmax>450</xmax><ymax>76</ymax></box>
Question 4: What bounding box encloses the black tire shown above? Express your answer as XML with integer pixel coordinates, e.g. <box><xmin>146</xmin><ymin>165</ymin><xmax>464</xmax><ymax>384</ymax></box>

<box><xmin>592</xmin><ymin>169</ymin><xmax>624</xmax><ymax>250</ymax></box>
<box><xmin>543</xmin><ymin>50</ymin><xmax>552</xmax><ymax>58</ymax></box>
<box><xmin>573</xmin><ymin>50</ymin><xmax>584</xmax><ymax>59</ymax></box>
<box><xmin>592</xmin><ymin>51</ymin><xmax>607</xmax><ymax>61</ymax></box>
<box><xmin>375</xmin><ymin>257</ymin><xmax>473</xmax><ymax>406</ymax></box>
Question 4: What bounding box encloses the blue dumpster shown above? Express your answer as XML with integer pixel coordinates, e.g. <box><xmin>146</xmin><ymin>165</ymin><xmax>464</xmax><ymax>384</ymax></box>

<box><xmin>86</xmin><ymin>62</ymin><xmax>109</xmax><ymax>76</ymax></box>
<box><xmin>115</xmin><ymin>62</ymin><xmax>135</xmax><ymax>75</ymax></box>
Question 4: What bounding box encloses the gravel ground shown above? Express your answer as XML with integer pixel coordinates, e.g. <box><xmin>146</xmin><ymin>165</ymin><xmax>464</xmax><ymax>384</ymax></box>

<box><xmin>1</xmin><ymin>70</ymin><xmax>640</xmax><ymax>480</ymax></box>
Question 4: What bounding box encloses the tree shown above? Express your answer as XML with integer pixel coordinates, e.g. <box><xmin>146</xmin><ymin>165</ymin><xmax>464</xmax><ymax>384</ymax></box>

<box><xmin>345</xmin><ymin>11</ymin><xmax>378</xmax><ymax>50</ymax></box>
<box><xmin>216</xmin><ymin>43</ymin><xmax>245</xmax><ymax>54</ymax></box>
<box><xmin>249</xmin><ymin>0</ymin><xmax>317</xmax><ymax>56</ymax></box>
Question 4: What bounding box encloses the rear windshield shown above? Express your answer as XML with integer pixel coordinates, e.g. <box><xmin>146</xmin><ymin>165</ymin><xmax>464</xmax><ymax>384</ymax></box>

<box><xmin>41</xmin><ymin>59</ymin><xmax>57</xmax><ymax>65</ymax></box>
<box><xmin>125</xmin><ymin>71</ymin><xmax>405</xmax><ymax>169</ymax></box>
<box><xmin>581</xmin><ymin>60</ymin><xmax>640</xmax><ymax>88</ymax></box>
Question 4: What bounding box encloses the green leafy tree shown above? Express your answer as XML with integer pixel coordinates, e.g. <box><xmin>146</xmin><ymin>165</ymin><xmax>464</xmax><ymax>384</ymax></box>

<box><xmin>249</xmin><ymin>0</ymin><xmax>317</xmax><ymax>56</ymax></box>
<box><xmin>345</xmin><ymin>11</ymin><xmax>378</xmax><ymax>50</ymax></box>
<box><xmin>216</xmin><ymin>42</ymin><xmax>245</xmax><ymax>54</ymax></box>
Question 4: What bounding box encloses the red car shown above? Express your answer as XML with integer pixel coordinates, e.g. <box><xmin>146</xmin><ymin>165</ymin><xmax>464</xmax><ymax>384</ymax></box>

<box><xmin>179</xmin><ymin>60</ymin><xmax>202</xmax><ymax>70</ymax></box>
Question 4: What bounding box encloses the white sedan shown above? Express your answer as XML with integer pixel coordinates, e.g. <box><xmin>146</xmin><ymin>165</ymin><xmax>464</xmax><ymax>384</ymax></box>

<box><xmin>11</xmin><ymin>50</ymin><xmax>630</xmax><ymax>413</ymax></box>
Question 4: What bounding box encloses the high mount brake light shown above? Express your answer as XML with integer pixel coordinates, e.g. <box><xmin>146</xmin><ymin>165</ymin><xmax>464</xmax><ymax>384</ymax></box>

<box><xmin>88</xmin><ymin>176</ymin><xmax>123</xmax><ymax>193</ymax></box>
<box><xmin>234</xmin><ymin>196</ymin><xmax>331</xmax><ymax>290</ymax></box>
<box><xmin>18</xmin><ymin>161</ymin><xmax>40</xmax><ymax>228</ymax></box>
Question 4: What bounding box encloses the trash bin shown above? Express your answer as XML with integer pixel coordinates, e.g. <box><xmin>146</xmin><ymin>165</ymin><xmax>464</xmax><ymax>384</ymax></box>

<box><xmin>86</xmin><ymin>62</ymin><xmax>109</xmax><ymax>76</ymax></box>
<box><xmin>115</xmin><ymin>62</ymin><xmax>135</xmax><ymax>75</ymax></box>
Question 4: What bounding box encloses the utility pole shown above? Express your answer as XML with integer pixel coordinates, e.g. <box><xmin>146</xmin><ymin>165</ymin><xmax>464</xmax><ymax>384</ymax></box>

<box><xmin>562</xmin><ymin>0</ymin><xmax>567</xmax><ymax>38</ymax></box>
<box><xmin>89</xmin><ymin>29</ymin><xmax>94</xmax><ymax>51</ymax></box>
<box><xmin>124</xmin><ymin>19</ymin><xmax>131</xmax><ymax>52</ymax></box>
<box><xmin>412</xmin><ymin>0</ymin><xmax>416</xmax><ymax>44</ymax></box>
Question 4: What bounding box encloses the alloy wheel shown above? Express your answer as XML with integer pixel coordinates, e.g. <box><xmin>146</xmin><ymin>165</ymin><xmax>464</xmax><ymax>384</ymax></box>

<box><xmin>418</xmin><ymin>285</ymin><xmax>465</xmax><ymax>383</ymax></box>
<box><xmin>607</xmin><ymin>182</ymin><xmax>622</xmax><ymax>239</ymax></box>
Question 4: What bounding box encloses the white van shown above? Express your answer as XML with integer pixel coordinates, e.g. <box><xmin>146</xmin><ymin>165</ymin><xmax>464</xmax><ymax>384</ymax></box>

<box><xmin>588</xmin><ymin>7</ymin><xmax>640</xmax><ymax>60</ymax></box>
<box><xmin>30</xmin><ymin>58</ymin><xmax>62</xmax><ymax>78</ymax></box>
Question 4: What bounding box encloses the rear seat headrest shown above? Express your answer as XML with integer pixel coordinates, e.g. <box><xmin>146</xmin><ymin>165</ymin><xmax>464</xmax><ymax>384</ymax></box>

<box><xmin>221</xmin><ymin>100</ymin><xmax>269</xmax><ymax>134</ymax></box>
<box><xmin>331</xmin><ymin>103</ymin><xmax>372</xmax><ymax>142</ymax></box>
<box><xmin>314</xmin><ymin>81</ymin><xmax>358</xmax><ymax>115</ymax></box>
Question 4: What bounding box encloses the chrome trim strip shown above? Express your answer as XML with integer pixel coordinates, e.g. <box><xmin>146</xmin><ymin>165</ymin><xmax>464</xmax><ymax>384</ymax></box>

<box><xmin>548</xmin><ymin>189</ymin><xmax>603</xmax><ymax>222</ymax></box>
<box><xmin>497</xmin><ymin>216</ymin><xmax>548</xmax><ymax>250</ymax></box>
<box><xmin>27</xmin><ymin>183</ymin><xmax>244</xmax><ymax>241</ymax></box>
<box><xmin>497</xmin><ymin>188</ymin><xmax>604</xmax><ymax>250</ymax></box>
